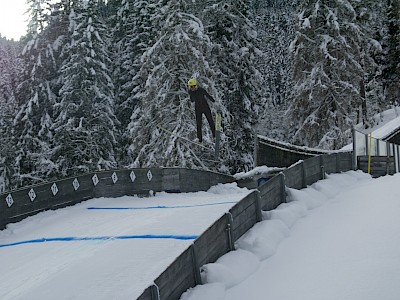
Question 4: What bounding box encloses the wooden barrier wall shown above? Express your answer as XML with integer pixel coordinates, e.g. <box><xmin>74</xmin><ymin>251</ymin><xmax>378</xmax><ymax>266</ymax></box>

<box><xmin>255</xmin><ymin>135</ymin><xmax>330</xmax><ymax>167</ymax></box>
<box><xmin>0</xmin><ymin>168</ymin><xmax>235</xmax><ymax>230</ymax></box>
<box><xmin>137</xmin><ymin>152</ymin><xmax>354</xmax><ymax>300</ymax></box>
<box><xmin>357</xmin><ymin>156</ymin><xmax>396</xmax><ymax>178</ymax></box>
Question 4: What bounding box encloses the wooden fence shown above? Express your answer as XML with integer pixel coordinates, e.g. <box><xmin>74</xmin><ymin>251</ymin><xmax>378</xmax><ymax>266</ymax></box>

<box><xmin>352</xmin><ymin>128</ymin><xmax>400</xmax><ymax>177</ymax></box>
<box><xmin>255</xmin><ymin>135</ymin><xmax>332</xmax><ymax>167</ymax></box>
<box><xmin>137</xmin><ymin>152</ymin><xmax>353</xmax><ymax>300</ymax></box>
<box><xmin>0</xmin><ymin>168</ymin><xmax>235</xmax><ymax>230</ymax></box>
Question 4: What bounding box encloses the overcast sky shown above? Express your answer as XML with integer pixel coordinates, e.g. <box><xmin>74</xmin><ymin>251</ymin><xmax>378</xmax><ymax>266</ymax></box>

<box><xmin>0</xmin><ymin>0</ymin><xmax>28</xmax><ymax>40</ymax></box>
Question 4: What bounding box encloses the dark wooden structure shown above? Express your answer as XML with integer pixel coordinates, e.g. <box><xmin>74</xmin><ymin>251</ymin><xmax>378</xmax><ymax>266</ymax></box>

<box><xmin>386</xmin><ymin>129</ymin><xmax>400</xmax><ymax>145</ymax></box>
<box><xmin>357</xmin><ymin>156</ymin><xmax>396</xmax><ymax>178</ymax></box>
<box><xmin>0</xmin><ymin>168</ymin><xmax>234</xmax><ymax>230</ymax></box>
<box><xmin>256</xmin><ymin>135</ymin><xmax>334</xmax><ymax>167</ymax></box>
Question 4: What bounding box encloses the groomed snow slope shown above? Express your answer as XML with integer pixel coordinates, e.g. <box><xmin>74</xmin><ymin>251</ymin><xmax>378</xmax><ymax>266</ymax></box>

<box><xmin>0</xmin><ymin>183</ymin><xmax>251</xmax><ymax>300</ymax></box>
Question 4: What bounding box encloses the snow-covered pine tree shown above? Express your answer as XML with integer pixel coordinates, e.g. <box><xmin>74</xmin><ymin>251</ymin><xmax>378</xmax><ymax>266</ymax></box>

<box><xmin>204</xmin><ymin>0</ymin><xmax>265</xmax><ymax>173</ymax></box>
<box><xmin>127</xmin><ymin>0</ymin><xmax>217</xmax><ymax>169</ymax></box>
<box><xmin>0</xmin><ymin>37</ymin><xmax>22</xmax><ymax>191</ymax></box>
<box><xmin>382</xmin><ymin>0</ymin><xmax>400</xmax><ymax>107</ymax></box>
<box><xmin>13</xmin><ymin>0</ymin><xmax>67</xmax><ymax>187</ymax></box>
<box><xmin>112</xmin><ymin>0</ymin><xmax>160</xmax><ymax>129</ymax></box>
<box><xmin>52</xmin><ymin>0</ymin><xmax>118</xmax><ymax>177</ymax></box>
<box><xmin>288</xmin><ymin>0</ymin><xmax>364</xmax><ymax>150</ymax></box>
<box><xmin>351</xmin><ymin>0</ymin><xmax>388</xmax><ymax>127</ymax></box>
<box><xmin>110</xmin><ymin>0</ymin><xmax>162</xmax><ymax>163</ymax></box>
<box><xmin>251</xmin><ymin>0</ymin><xmax>300</xmax><ymax>141</ymax></box>
<box><xmin>0</xmin><ymin>37</ymin><xmax>22</xmax><ymax>108</ymax></box>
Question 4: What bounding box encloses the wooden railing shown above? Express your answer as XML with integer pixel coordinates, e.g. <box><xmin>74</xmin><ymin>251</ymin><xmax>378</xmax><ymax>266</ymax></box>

<box><xmin>137</xmin><ymin>152</ymin><xmax>353</xmax><ymax>300</ymax></box>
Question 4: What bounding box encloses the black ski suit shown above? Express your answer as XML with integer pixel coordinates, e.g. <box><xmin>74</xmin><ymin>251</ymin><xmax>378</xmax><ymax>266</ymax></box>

<box><xmin>188</xmin><ymin>86</ymin><xmax>216</xmax><ymax>143</ymax></box>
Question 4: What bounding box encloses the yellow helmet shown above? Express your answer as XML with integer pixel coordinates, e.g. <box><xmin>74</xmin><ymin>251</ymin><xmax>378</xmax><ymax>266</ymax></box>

<box><xmin>187</xmin><ymin>78</ymin><xmax>197</xmax><ymax>87</ymax></box>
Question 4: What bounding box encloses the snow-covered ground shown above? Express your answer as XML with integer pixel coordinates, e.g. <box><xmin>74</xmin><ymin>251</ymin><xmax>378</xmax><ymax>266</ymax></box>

<box><xmin>2</xmin><ymin>170</ymin><xmax>400</xmax><ymax>300</ymax></box>
<box><xmin>181</xmin><ymin>171</ymin><xmax>400</xmax><ymax>300</ymax></box>
<box><xmin>0</xmin><ymin>183</ymin><xmax>251</xmax><ymax>300</ymax></box>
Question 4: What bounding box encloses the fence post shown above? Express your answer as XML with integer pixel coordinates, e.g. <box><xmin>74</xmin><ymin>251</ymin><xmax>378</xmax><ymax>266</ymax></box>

<box><xmin>320</xmin><ymin>155</ymin><xmax>325</xmax><ymax>180</ymax></box>
<box><xmin>392</xmin><ymin>143</ymin><xmax>397</xmax><ymax>174</ymax></box>
<box><xmin>376</xmin><ymin>139</ymin><xmax>380</xmax><ymax>156</ymax></box>
<box><xmin>225</xmin><ymin>213</ymin><xmax>235</xmax><ymax>251</ymax></box>
<box><xmin>190</xmin><ymin>244</ymin><xmax>202</xmax><ymax>285</ymax></box>
<box><xmin>301</xmin><ymin>161</ymin><xmax>306</xmax><ymax>188</ymax></box>
<box><xmin>352</xmin><ymin>127</ymin><xmax>357</xmax><ymax>170</ymax></box>
<box><xmin>397</xmin><ymin>145</ymin><xmax>400</xmax><ymax>173</ymax></box>
<box><xmin>386</xmin><ymin>142</ymin><xmax>390</xmax><ymax>175</ymax></box>
<box><xmin>254</xmin><ymin>191</ymin><xmax>262</xmax><ymax>222</ymax></box>
<box><xmin>280</xmin><ymin>173</ymin><xmax>286</xmax><ymax>203</ymax></box>
<box><xmin>150</xmin><ymin>284</ymin><xmax>160</xmax><ymax>300</ymax></box>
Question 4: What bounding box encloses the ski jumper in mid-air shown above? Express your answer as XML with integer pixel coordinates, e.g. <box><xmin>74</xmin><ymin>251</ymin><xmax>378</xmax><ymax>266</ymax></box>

<box><xmin>187</xmin><ymin>78</ymin><xmax>216</xmax><ymax>143</ymax></box>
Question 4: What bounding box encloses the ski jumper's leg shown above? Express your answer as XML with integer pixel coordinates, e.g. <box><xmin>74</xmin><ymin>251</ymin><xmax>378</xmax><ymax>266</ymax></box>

<box><xmin>204</xmin><ymin>106</ymin><xmax>216</xmax><ymax>138</ymax></box>
<box><xmin>195</xmin><ymin>108</ymin><xmax>203</xmax><ymax>142</ymax></box>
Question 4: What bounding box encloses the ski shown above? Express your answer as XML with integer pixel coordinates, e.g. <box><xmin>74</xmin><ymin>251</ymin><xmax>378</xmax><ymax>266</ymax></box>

<box><xmin>214</xmin><ymin>111</ymin><xmax>222</xmax><ymax>160</ymax></box>
<box><xmin>157</xmin><ymin>125</ymin><xmax>210</xmax><ymax>150</ymax></box>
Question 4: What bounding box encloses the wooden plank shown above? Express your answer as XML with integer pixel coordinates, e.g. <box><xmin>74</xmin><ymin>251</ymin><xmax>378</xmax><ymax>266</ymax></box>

<box><xmin>159</xmin><ymin>271</ymin><xmax>196</xmax><ymax>300</ymax></box>
<box><xmin>3</xmin><ymin>187</ymin><xmax>47</xmax><ymax>223</ymax></box>
<box><xmin>162</xmin><ymin>168</ymin><xmax>181</xmax><ymax>192</ymax></box>
<box><xmin>194</xmin><ymin>215</ymin><xmax>230</xmax><ymax>266</ymax></box>
<box><xmin>155</xmin><ymin>246</ymin><xmax>196</xmax><ymax>300</ymax></box>
<box><xmin>229</xmin><ymin>191</ymin><xmax>257</xmax><ymax>219</ymax></box>
<box><xmin>258</xmin><ymin>175</ymin><xmax>283</xmax><ymax>211</ymax></box>
<box><xmin>337</xmin><ymin>152</ymin><xmax>352</xmax><ymax>171</ymax></box>
<box><xmin>256</xmin><ymin>138</ymin><xmax>319</xmax><ymax>167</ymax></box>
<box><xmin>357</xmin><ymin>155</ymin><xmax>396</xmax><ymax>177</ymax></box>
<box><xmin>136</xmin><ymin>286</ymin><xmax>153</xmax><ymax>300</ymax></box>
<box><xmin>303</xmin><ymin>156</ymin><xmax>322</xmax><ymax>186</ymax></box>
<box><xmin>322</xmin><ymin>153</ymin><xmax>337</xmax><ymax>174</ymax></box>
<box><xmin>48</xmin><ymin>177</ymin><xmax>91</xmax><ymax>208</ymax></box>
<box><xmin>283</xmin><ymin>164</ymin><xmax>303</xmax><ymax>189</ymax></box>
<box><xmin>231</xmin><ymin>208</ymin><xmax>258</xmax><ymax>242</ymax></box>
<box><xmin>179</xmin><ymin>169</ymin><xmax>234</xmax><ymax>192</ymax></box>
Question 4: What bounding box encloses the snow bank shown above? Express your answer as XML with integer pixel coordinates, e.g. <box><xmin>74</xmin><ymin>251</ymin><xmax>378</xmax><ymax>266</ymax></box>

<box><xmin>263</xmin><ymin>201</ymin><xmax>308</xmax><ymax>228</ymax></box>
<box><xmin>200</xmin><ymin>249</ymin><xmax>259</xmax><ymax>288</ymax></box>
<box><xmin>207</xmin><ymin>183</ymin><xmax>249</xmax><ymax>195</ymax></box>
<box><xmin>233</xmin><ymin>166</ymin><xmax>281</xmax><ymax>180</ymax></box>
<box><xmin>286</xmin><ymin>188</ymin><xmax>327</xmax><ymax>210</ymax></box>
<box><xmin>180</xmin><ymin>283</ymin><xmax>225</xmax><ymax>300</ymax></box>
<box><xmin>235</xmin><ymin>219</ymin><xmax>290</xmax><ymax>260</ymax></box>
<box><xmin>180</xmin><ymin>170</ymin><xmax>372</xmax><ymax>300</ymax></box>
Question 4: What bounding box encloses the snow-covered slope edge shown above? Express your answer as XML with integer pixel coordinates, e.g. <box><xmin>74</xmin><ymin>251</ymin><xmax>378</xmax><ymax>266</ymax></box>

<box><xmin>180</xmin><ymin>171</ymin><xmax>372</xmax><ymax>300</ymax></box>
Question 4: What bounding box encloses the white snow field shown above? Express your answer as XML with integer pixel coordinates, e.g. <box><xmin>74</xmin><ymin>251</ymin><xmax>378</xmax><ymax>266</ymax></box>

<box><xmin>0</xmin><ymin>183</ymin><xmax>251</xmax><ymax>300</ymax></box>
<box><xmin>2</xmin><ymin>171</ymin><xmax>400</xmax><ymax>300</ymax></box>
<box><xmin>181</xmin><ymin>171</ymin><xmax>400</xmax><ymax>300</ymax></box>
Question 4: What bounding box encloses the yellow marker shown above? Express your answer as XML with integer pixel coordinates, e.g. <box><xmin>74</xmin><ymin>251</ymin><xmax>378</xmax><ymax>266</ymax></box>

<box><xmin>215</xmin><ymin>112</ymin><xmax>222</xmax><ymax>131</ymax></box>
<box><xmin>367</xmin><ymin>133</ymin><xmax>372</xmax><ymax>174</ymax></box>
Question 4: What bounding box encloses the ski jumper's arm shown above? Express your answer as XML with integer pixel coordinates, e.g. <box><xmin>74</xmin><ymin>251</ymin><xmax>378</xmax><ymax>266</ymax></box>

<box><xmin>203</xmin><ymin>88</ymin><xmax>215</xmax><ymax>103</ymax></box>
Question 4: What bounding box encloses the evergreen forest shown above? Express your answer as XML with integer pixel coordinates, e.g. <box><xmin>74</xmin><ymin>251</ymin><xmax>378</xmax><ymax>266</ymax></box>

<box><xmin>0</xmin><ymin>0</ymin><xmax>399</xmax><ymax>192</ymax></box>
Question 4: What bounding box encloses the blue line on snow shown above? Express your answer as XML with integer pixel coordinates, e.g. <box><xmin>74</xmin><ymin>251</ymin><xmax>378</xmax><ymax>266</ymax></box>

<box><xmin>0</xmin><ymin>234</ymin><xmax>198</xmax><ymax>249</ymax></box>
<box><xmin>87</xmin><ymin>201</ymin><xmax>237</xmax><ymax>211</ymax></box>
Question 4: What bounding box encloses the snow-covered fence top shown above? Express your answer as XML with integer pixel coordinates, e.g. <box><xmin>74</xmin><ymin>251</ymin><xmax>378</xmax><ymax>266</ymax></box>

<box><xmin>0</xmin><ymin>168</ymin><xmax>235</xmax><ymax>230</ymax></box>
<box><xmin>137</xmin><ymin>152</ymin><xmax>353</xmax><ymax>300</ymax></box>
<box><xmin>255</xmin><ymin>135</ymin><xmax>345</xmax><ymax>168</ymax></box>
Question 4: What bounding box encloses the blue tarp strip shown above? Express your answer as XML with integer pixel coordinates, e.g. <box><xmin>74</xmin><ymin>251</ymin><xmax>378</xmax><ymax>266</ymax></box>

<box><xmin>0</xmin><ymin>234</ymin><xmax>198</xmax><ymax>249</ymax></box>
<box><xmin>87</xmin><ymin>201</ymin><xmax>237</xmax><ymax>210</ymax></box>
